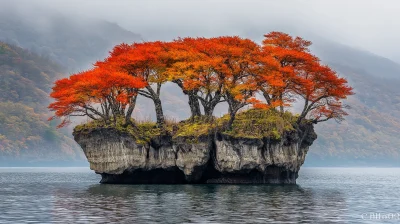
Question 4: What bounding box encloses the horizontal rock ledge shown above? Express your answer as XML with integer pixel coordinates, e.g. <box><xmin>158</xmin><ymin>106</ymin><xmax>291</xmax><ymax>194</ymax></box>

<box><xmin>73</xmin><ymin>124</ymin><xmax>317</xmax><ymax>184</ymax></box>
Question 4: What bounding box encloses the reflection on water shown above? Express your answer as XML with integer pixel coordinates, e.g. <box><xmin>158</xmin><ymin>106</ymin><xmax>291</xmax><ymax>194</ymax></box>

<box><xmin>0</xmin><ymin>168</ymin><xmax>399</xmax><ymax>223</ymax></box>
<box><xmin>77</xmin><ymin>184</ymin><xmax>345</xmax><ymax>223</ymax></box>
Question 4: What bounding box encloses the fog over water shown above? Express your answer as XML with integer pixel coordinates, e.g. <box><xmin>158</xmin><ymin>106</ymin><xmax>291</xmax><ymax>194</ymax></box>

<box><xmin>4</xmin><ymin>0</ymin><xmax>400</xmax><ymax>63</ymax></box>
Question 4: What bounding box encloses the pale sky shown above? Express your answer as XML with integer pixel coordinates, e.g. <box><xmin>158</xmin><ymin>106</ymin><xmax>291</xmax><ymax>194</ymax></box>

<box><xmin>4</xmin><ymin>0</ymin><xmax>400</xmax><ymax>61</ymax></box>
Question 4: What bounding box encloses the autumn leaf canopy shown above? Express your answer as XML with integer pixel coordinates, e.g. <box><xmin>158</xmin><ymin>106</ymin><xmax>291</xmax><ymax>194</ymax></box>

<box><xmin>49</xmin><ymin>32</ymin><xmax>353</xmax><ymax>129</ymax></box>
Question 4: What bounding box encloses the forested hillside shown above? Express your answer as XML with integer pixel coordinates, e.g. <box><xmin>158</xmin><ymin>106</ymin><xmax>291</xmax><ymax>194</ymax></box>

<box><xmin>0</xmin><ymin>12</ymin><xmax>142</xmax><ymax>165</ymax></box>
<box><xmin>307</xmin><ymin>61</ymin><xmax>400</xmax><ymax>166</ymax></box>
<box><xmin>0</xmin><ymin>42</ymin><xmax>82</xmax><ymax>164</ymax></box>
<box><xmin>304</xmin><ymin>41</ymin><xmax>400</xmax><ymax>166</ymax></box>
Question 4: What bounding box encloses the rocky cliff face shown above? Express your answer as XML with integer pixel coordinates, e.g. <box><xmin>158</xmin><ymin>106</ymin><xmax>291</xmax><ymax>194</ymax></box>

<box><xmin>73</xmin><ymin>124</ymin><xmax>317</xmax><ymax>184</ymax></box>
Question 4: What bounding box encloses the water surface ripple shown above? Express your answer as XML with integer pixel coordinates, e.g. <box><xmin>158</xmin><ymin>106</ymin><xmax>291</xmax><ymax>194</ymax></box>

<box><xmin>0</xmin><ymin>167</ymin><xmax>399</xmax><ymax>223</ymax></box>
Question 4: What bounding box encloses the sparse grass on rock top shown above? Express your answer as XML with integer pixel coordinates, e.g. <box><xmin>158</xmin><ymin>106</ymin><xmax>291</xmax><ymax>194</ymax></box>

<box><xmin>74</xmin><ymin>109</ymin><xmax>298</xmax><ymax>143</ymax></box>
<box><xmin>74</xmin><ymin>118</ymin><xmax>162</xmax><ymax>145</ymax></box>
<box><xmin>173</xmin><ymin>116</ymin><xmax>216</xmax><ymax>141</ymax></box>
<box><xmin>218</xmin><ymin>109</ymin><xmax>297</xmax><ymax>139</ymax></box>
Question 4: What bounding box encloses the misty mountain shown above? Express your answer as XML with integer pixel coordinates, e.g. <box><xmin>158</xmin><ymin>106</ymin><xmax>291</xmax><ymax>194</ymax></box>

<box><xmin>312</xmin><ymin>40</ymin><xmax>400</xmax><ymax>80</ymax></box>
<box><xmin>307</xmin><ymin>67</ymin><xmax>400</xmax><ymax>166</ymax></box>
<box><xmin>304</xmin><ymin>41</ymin><xmax>400</xmax><ymax>166</ymax></box>
<box><xmin>0</xmin><ymin>10</ymin><xmax>141</xmax><ymax>71</ymax></box>
<box><xmin>1</xmin><ymin>9</ymin><xmax>400</xmax><ymax>166</ymax></box>
<box><xmin>0</xmin><ymin>11</ymin><xmax>141</xmax><ymax>166</ymax></box>
<box><xmin>0</xmin><ymin>42</ymin><xmax>83</xmax><ymax>165</ymax></box>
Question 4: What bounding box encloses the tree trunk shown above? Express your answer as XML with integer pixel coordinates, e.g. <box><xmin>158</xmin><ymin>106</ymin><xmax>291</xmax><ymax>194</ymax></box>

<box><xmin>188</xmin><ymin>92</ymin><xmax>201</xmax><ymax>118</ymax></box>
<box><xmin>173</xmin><ymin>80</ymin><xmax>201</xmax><ymax>119</ymax></box>
<box><xmin>226</xmin><ymin>101</ymin><xmax>240</xmax><ymax>130</ymax></box>
<box><xmin>200</xmin><ymin>93</ymin><xmax>222</xmax><ymax>118</ymax></box>
<box><xmin>225</xmin><ymin>92</ymin><xmax>246</xmax><ymax>130</ymax></box>
<box><xmin>203</xmin><ymin>104</ymin><xmax>213</xmax><ymax>117</ymax></box>
<box><xmin>279</xmin><ymin>95</ymin><xmax>284</xmax><ymax>113</ymax></box>
<box><xmin>142</xmin><ymin>85</ymin><xmax>166</xmax><ymax>130</ymax></box>
<box><xmin>124</xmin><ymin>95</ymin><xmax>137</xmax><ymax>127</ymax></box>
<box><xmin>227</xmin><ymin>111</ymin><xmax>236</xmax><ymax>130</ymax></box>
<box><xmin>262</xmin><ymin>91</ymin><xmax>272</xmax><ymax>105</ymax></box>
<box><xmin>153</xmin><ymin>97</ymin><xmax>165</xmax><ymax>129</ymax></box>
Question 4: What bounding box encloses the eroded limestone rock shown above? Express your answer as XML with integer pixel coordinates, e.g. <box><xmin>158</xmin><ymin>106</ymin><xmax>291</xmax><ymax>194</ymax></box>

<box><xmin>73</xmin><ymin>124</ymin><xmax>317</xmax><ymax>184</ymax></box>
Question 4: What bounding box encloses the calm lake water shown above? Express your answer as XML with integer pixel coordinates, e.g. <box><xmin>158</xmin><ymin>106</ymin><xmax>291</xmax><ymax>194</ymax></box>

<box><xmin>0</xmin><ymin>167</ymin><xmax>399</xmax><ymax>223</ymax></box>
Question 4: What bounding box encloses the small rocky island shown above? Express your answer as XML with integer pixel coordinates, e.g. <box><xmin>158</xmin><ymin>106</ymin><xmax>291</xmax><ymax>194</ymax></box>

<box><xmin>73</xmin><ymin>110</ymin><xmax>317</xmax><ymax>184</ymax></box>
<box><xmin>49</xmin><ymin>33</ymin><xmax>352</xmax><ymax>184</ymax></box>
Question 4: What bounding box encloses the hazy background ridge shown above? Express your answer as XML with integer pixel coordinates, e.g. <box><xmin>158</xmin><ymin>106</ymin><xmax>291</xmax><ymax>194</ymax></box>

<box><xmin>0</xmin><ymin>0</ymin><xmax>399</xmax><ymax>166</ymax></box>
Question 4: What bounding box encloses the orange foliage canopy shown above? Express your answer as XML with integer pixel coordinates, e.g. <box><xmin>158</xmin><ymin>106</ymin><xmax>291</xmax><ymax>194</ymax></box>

<box><xmin>260</xmin><ymin>32</ymin><xmax>353</xmax><ymax>123</ymax></box>
<box><xmin>49</xmin><ymin>32</ymin><xmax>353</xmax><ymax>128</ymax></box>
<box><xmin>49</xmin><ymin>66</ymin><xmax>145</xmax><ymax>127</ymax></box>
<box><xmin>95</xmin><ymin>41</ymin><xmax>172</xmax><ymax>127</ymax></box>
<box><xmin>166</xmin><ymin>36</ymin><xmax>267</xmax><ymax>118</ymax></box>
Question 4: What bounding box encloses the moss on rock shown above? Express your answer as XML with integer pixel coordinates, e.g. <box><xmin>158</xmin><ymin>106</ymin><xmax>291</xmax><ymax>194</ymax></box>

<box><xmin>218</xmin><ymin>109</ymin><xmax>297</xmax><ymax>139</ymax></box>
<box><xmin>74</xmin><ymin>118</ymin><xmax>162</xmax><ymax>145</ymax></box>
<box><xmin>74</xmin><ymin>109</ymin><xmax>299</xmax><ymax>143</ymax></box>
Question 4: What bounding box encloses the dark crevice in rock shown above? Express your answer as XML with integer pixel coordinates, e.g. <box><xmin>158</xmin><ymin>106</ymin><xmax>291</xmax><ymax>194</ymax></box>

<box><xmin>198</xmin><ymin>135</ymin><xmax>221</xmax><ymax>183</ymax></box>
<box><xmin>146</xmin><ymin>146</ymin><xmax>150</xmax><ymax>160</ymax></box>
<box><xmin>100</xmin><ymin>168</ymin><xmax>187</xmax><ymax>184</ymax></box>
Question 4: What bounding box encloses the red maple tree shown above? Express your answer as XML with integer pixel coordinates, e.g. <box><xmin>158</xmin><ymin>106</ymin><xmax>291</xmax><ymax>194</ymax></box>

<box><xmin>49</xmin><ymin>32</ymin><xmax>353</xmax><ymax>130</ymax></box>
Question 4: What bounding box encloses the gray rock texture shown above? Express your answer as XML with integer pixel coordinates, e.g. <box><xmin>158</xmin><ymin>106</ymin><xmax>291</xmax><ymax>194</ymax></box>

<box><xmin>73</xmin><ymin>124</ymin><xmax>317</xmax><ymax>184</ymax></box>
